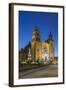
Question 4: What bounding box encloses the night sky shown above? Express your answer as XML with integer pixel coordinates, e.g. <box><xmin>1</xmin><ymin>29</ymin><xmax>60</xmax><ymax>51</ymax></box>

<box><xmin>19</xmin><ymin>11</ymin><xmax>58</xmax><ymax>57</ymax></box>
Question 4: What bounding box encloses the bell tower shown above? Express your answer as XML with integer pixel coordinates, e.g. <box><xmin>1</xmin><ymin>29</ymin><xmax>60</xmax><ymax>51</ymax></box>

<box><xmin>32</xmin><ymin>26</ymin><xmax>40</xmax><ymax>42</ymax></box>
<box><xmin>31</xmin><ymin>26</ymin><xmax>41</xmax><ymax>62</ymax></box>
<box><xmin>48</xmin><ymin>32</ymin><xmax>54</xmax><ymax>62</ymax></box>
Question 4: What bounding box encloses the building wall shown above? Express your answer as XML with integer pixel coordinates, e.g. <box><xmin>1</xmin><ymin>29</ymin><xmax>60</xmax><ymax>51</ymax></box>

<box><xmin>31</xmin><ymin>41</ymin><xmax>54</xmax><ymax>63</ymax></box>
<box><xmin>49</xmin><ymin>40</ymin><xmax>54</xmax><ymax>61</ymax></box>
<box><xmin>41</xmin><ymin>42</ymin><xmax>49</xmax><ymax>62</ymax></box>
<box><xmin>31</xmin><ymin>41</ymin><xmax>36</xmax><ymax>62</ymax></box>
<box><xmin>35</xmin><ymin>42</ymin><xmax>42</xmax><ymax>61</ymax></box>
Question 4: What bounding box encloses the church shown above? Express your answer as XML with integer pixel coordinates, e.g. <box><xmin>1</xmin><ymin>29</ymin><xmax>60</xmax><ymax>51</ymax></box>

<box><xmin>19</xmin><ymin>26</ymin><xmax>54</xmax><ymax>64</ymax></box>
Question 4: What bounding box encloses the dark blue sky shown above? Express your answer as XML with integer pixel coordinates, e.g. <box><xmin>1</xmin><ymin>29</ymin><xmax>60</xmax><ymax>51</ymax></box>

<box><xmin>19</xmin><ymin>11</ymin><xmax>58</xmax><ymax>57</ymax></box>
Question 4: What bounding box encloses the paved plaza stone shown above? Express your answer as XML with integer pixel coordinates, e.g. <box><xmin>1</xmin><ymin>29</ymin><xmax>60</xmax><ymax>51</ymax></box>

<box><xmin>19</xmin><ymin>64</ymin><xmax>58</xmax><ymax>79</ymax></box>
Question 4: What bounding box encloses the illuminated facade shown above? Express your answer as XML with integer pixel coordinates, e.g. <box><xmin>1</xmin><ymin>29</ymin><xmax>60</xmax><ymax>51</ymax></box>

<box><xmin>31</xmin><ymin>27</ymin><xmax>54</xmax><ymax>64</ymax></box>
<box><xmin>19</xmin><ymin>26</ymin><xmax>54</xmax><ymax>64</ymax></box>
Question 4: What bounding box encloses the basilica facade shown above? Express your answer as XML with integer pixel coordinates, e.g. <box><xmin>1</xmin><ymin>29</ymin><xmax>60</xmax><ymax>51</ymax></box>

<box><xmin>19</xmin><ymin>26</ymin><xmax>54</xmax><ymax>64</ymax></box>
<box><xmin>31</xmin><ymin>27</ymin><xmax>54</xmax><ymax>64</ymax></box>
